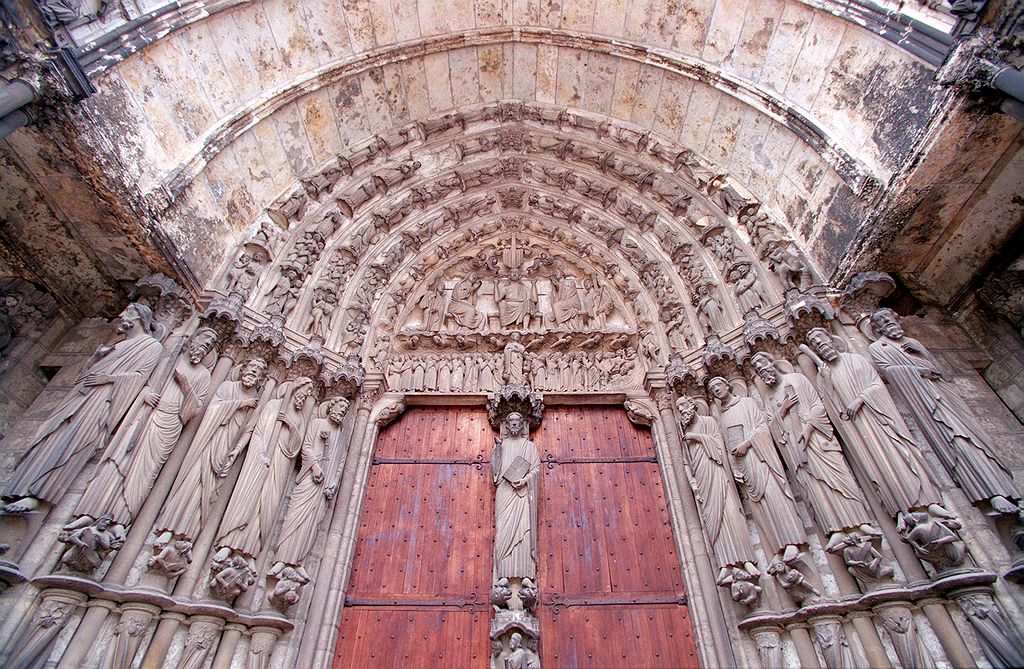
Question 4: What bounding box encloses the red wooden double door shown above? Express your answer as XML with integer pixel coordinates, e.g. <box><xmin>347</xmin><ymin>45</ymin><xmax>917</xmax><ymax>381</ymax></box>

<box><xmin>334</xmin><ymin>406</ymin><xmax>699</xmax><ymax>668</ymax></box>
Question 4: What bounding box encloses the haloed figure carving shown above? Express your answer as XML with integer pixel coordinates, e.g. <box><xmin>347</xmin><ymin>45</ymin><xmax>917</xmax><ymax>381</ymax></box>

<box><xmin>3</xmin><ymin>303</ymin><xmax>164</xmax><ymax>514</ymax></box>
<box><xmin>803</xmin><ymin>328</ymin><xmax>965</xmax><ymax>569</ymax></box>
<box><xmin>492</xmin><ymin>413</ymin><xmax>541</xmax><ymax>579</ymax></box>
<box><xmin>868</xmin><ymin>309</ymin><xmax>1022</xmax><ymax>514</ymax></box>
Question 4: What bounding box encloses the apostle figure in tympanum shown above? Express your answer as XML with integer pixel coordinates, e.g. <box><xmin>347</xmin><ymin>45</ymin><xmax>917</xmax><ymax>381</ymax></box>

<box><xmin>444</xmin><ymin>277</ymin><xmax>483</xmax><ymax>330</ymax></box>
<box><xmin>73</xmin><ymin>327</ymin><xmax>218</xmax><ymax>530</ymax></box>
<box><xmin>492</xmin><ymin>412</ymin><xmax>541</xmax><ymax>579</ymax></box>
<box><xmin>868</xmin><ymin>309</ymin><xmax>1021</xmax><ymax>513</ymax></box>
<box><xmin>2</xmin><ymin>303</ymin><xmax>164</xmax><ymax>514</ymax></box>
<box><xmin>272</xmin><ymin>396</ymin><xmax>349</xmax><ymax>574</ymax></box>
<box><xmin>675</xmin><ymin>395</ymin><xmax>757</xmax><ymax>573</ymax></box>
<box><xmin>215</xmin><ymin>376</ymin><xmax>315</xmax><ymax>560</ymax></box>
<box><xmin>707</xmin><ymin>376</ymin><xmax>806</xmax><ymax>560</ymax></box>
<box><xmin>549</xmin><ymin>274</ymin><xmax>584</xmax><ymax>328</ymax></box>
<box><xmin>153</xmin><ymin>357</ymin><xmax>267</xmax><ymax>546</ymax></box>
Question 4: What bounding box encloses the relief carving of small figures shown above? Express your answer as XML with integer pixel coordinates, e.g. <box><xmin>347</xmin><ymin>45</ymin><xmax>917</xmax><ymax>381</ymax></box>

<box><xmin>208</xmin><ymin>552</ymin><xmax>257</xmax><ymax>601</ymax></box>
<box><xmin>708</xmin><ymin>377</ymin><xmax>807</xmax><ymax>561</ymax></box>
<box><xmin>215</xmin><ymin>377</ymin><xmax>315</xmax><ymax>561</ymax></box>
<box><xmin>765</xmin><ymin>241</ymin><xmax>813</xmax><ymax>291</ymax></box>
<box><xmin>309</xmin><ymin>289</ymin><xmax>339</xmax><ymax>340</ymax></box>
<box><xmin>802</xmin><ymin>328</ymin><xmax>965</xmax><ymax>568</ymax></box>
<box><xmin>676</xmin><ymin>397</ymin><xmax>758</xmax><ymax>588</ymax></box>
<box><xmin>273</xmin><ymin>397</ymin><xmax>349</xmax><ymax>574</ymax></box>
<box><xmin>867</xmin><ymin>309</ymin><xmax>1022</xmax><ymax>514</ymax></box>
<box><xmin>492</xmin><ymin>413</ymin><xmax>541</xmax><ymax>579</ymax></box>
<box><xmin>497</xmin><ymin>269</ymin><xmax>539</xmax><ymax>330</ymax></box>
<box><xmin>226</xmin><ymin>250</ymin><xmax>267</xmax><ymax>296</ymax></box>
<box><xmin>824</xmin><ymin>529</ymin><xmax>893</xmax><ymax>589</ymax></box>
<box><xmin>728</xmin><ymin>261</ymin><xmax>769</xmax><ymax>314</ymax></box>
<box><xmin>716</xmin><ymin>563</ymin><xmax>763</xmax><ymax>606</ymax></box>
<box><xmin>147</xmin><ymin>534</ymin><xmax>193</xmax><ymax>577</ymax></box>
<box><xmin>265</xmin><ymin>267</ymin><xmax>302</xmax><ymax>317</ymax></box>
<box><xmin>267</xmin><ymin>563</ymin><xmax>310</xmax><ymax>612</ymax></box>
<box><xmin>57</xmin><ymin>513</ymin><xmax>126</xmax><ymax>573</ymax></box>
<box><xmin>766</xmin><ymin>547</ymin><xmax>820</xmax><ymax>605</ymax></box>
<box><xmin>3</xmin><ymin>303</ymin><xmax>164</xmax><ymax>514</ymax></box>
<box><xmin>153</xmin><ymin>357</ymin><xmax>266</xmax><ymax>554</ymax></box>
<box><xmin>503</xmin><ymin>633</ymin><xmax>539</xmax><ymax>669</ymax></box>
<box><xmin>694</xmin><ymin>284</ymin><xmax>728</xmax><ymax>335</ymax></box>
<box><xmin>73</xmin><ymin>327</ymin><xmax>217</xmax><ymax>530</ymax></box>
<box><xmin>519</xmin><ymin>577</ymin><xmax>538</xmax><ymax>612</ymax></box>
<box><xmin>896</xmin><ymin>510</ymin><xmax>966</xmax><ymax>570</ymax></box>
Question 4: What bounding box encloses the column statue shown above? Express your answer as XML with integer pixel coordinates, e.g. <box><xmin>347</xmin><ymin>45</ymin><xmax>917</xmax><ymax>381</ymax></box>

<box><xmin>73</xmin><ymin>328</ymin><xmax>218</xmax><ymax>529</ymax></box>
<box><xmin>803</xmin><ymin>328</ymin><xmax>965</xmax><ymax>569</ymax></box>
<box><xmin>491</xmin><ymin>412</ymin><xmax>541</xmax><ymax>579</ymax></box>
<box><xmin>707</xmin><ymin>377</ymin><xmax>806</xmax><ymax>560</ymax></box>
<box><xmin>150</xmin><ymin>357</ymin><xmax>267</xmax><ymax>571</ymax></box>
<box><xmin>868</xmin><ymin>309</ymin><xmax>1021</xmax><ymax>512</ymax></box>
<box><xmin>2</xmin><ymin>304</ymin><xmax>164</xmax><ymax>514</ymax></box>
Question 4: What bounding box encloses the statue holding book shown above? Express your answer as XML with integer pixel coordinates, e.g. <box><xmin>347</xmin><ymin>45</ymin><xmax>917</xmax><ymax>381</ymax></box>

<box><xmin>491</xmin><ymin>412</ymin><xmax>541</xmax><ymax>579</ymax></box>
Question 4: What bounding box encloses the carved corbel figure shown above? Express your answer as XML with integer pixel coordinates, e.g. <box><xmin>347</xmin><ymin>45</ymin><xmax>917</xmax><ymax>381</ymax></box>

<box><xmin>766</xmin><ymin>547</ymin><xmax>820</xmax><ymax>605</ymax></box>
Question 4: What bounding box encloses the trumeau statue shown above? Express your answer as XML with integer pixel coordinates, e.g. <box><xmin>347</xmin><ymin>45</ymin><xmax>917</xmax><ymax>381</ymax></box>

<box><xmin>2</xmin><ymin>303</ymin><xmax>165</xmax><ymax>514</ymax></box>
<box><xmin>868</xmin><ymin>309</ymin><xmax>1021</xmax><ymax>511</ymax></box>
<box><xmin>707</xmin><ymin>377</ymin><xmax>806</xmax><ymax>560</ymax></box>
<box><xmin>750</xmin><ymin>352</ymin><xmax>874</xmax><ymax>536</ymax></box>
<box><xmin>272</xmin><ymin>397</ymin><xmax>349</xmax><ymax>572</ymax></box>
<box><xmin>215</xmin><ymin>377</ymin><xmax>315</xmax><ymax>560</ymax></box>
<box><xmin>153</xmin><ymin>357</ymin><xmax>267</xmax><ymax>549</ymax></box>
<box><xmin>73</xmin><ymin>328</ymin><xmax>218</xmax><ymax>529</ymax></box>
<box><xmin>675</xmin><ymin>396</ymin><xmax>757</xmax><ymax>574</ymax></box>
<box><xmin>492</xmin><ymin>412</ymin><xmax>541</xmax><ymax>579</ymax></box>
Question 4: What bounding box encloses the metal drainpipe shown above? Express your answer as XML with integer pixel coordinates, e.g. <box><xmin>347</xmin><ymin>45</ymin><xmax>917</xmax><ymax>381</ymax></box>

<box><xmin>0</xmin><ymin>80</ymin><xmax>37</xmax><ymax>140</ymax></box>
<box><xmin>993</xmin><ymin>65</ymin><xmax>1024</xmax><ymax>120</ymax></box>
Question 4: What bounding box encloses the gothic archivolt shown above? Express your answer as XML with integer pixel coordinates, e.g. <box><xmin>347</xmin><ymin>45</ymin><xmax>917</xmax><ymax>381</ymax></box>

<box><xmin>1</xmin><ymin>98</ymin><xmax>1023</xmax><ymax>669</ymax></box>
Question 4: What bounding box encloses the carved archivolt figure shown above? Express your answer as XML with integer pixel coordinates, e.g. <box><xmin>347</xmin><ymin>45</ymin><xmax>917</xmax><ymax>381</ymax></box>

<box><xmin>802</xmin><ymin>329</ymin><xmax>944</xmax><ymax>518</ymax></box>
<box><xmin>2</xmin><ymin>303</ymin><xmax>164</xmax><ymax>514</ymax></box>
<box><xmin>868</xmin><ymin>309</ymin><xmax>1021</xmax><ymax>511</ymax></box>
<box><xmin>708</xmin><ymin>377</ymin><xmax>806</xmax><ymax>559</ymax></box>
<box><xmin>154</xmin><ymin>357</ymin><xmax>267</xmax><ymax>545</ymax></box>
<box><xmin>492</xmin><ymin>412</ymin><xmax>541</xmax><ymax>579</ymax></box>
<box><xmin>676</xmin><ymin>396</ymin><xmax>755</xmax><ymax>572</ymax></box>
<box><xmin>751</xmin><ymin>352</ymin><xmax>874</xmax><ymax>535</ymax></box>
<box><xmin>74</xmin><ymin>328</ymin><xmax>218</xmax><ymax>527</ymax></box>
<box><xmin>273</xmin><ymin>397</ymin><xmax>349</xmax><ymax>570</ymax></box>
<box><xmin>215</xmin><ymin>377</ymin><xmax>315</xmax><ymax>559</ymax></box>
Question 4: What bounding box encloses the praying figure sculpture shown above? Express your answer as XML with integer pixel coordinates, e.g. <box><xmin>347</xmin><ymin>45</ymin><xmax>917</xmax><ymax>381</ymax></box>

<box><xmin>707</xmin><ymin>377</ymin><xmax>806</xmax><ymax>560</ymax></box>
<box><xmin>3</xmin><ymin>303</ymin><xmax>164</xmax><ymax>514</ymax></box>
<box><xmin>491</xmin><ymin>412</ymin><xmax>541</xmax><ymax>579</ymax></box>
<box><xmin>868</xmin><ymin>309</ymin><xmax>1021</xmax><ymax>513</ymax></box>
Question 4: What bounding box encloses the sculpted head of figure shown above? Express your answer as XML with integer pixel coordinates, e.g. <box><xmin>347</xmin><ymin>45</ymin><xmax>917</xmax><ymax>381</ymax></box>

<box><xmin>509</xmin><ymin>633</ymin><xmax>522</xmax><ymax>650</ymax></box>
<box><xmin>118</xmin><ymin>303</ymin><xmax>155</xmax><ymax>335</ymax></box>
<box><xmin>241</xmin><ymin>357</ymin><xmax>268</xmax><ymax>388</ymax></box>
<box><xmin>292</xmin><ymin>377</ymin><xmax>315</xmax><ymax>409</ymax></box>
<box><xmin>188</xmin><ymin>328</ymin><xmax>218</xmax><ymax>364</ymax></box>
<box><xmin>870</xmin><ymin>308</ymin><xmax>904</xmax><ymax>340</ymax></box>
<box><xmin>707</xmin><ymin>376</ymin><xmax>732</xmax><ymax>401</ymax></box>
<box><xmin>750</xmin><ymin>352</ymin><xmax>777</xmax><ymax>386</ymax></box>
<box><xmin>327</xmin><ymin>397</ymin><xmax>350</xmax><ymax>424</ymax></box>
<box><xmin>508</xmin><ymin>267</ymin><xmax>522</xmax><ymax>282</ymax></box>
<box><xmin>807</xmin><ymin>328</ymin><xmax>838</xmax><ymax>362</ymax></box>
<box><xmin>504</xmin><ymin>412</ymin><xmax>526</xmax><ymax>437</ymax></box>
<box><xmin>676</xmin><ymin>396</ymin><xmax>697</xmax><ymax>427</ymax></box>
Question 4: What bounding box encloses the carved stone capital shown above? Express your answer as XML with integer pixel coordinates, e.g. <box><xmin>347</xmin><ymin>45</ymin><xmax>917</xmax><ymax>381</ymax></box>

<box><xmin>487</xmin><ymin>383</ymin><xmax>544</xmax><ymax>430</ymax></box>
<box><xmin>840</xmin><ymin>272</ymin><xmax>895</xmax><ymax>321</ymax></box>
<box><xmin>132</xmin><ymin>273</ymin><xmax>196</xmax><ymax>333</ymax></box>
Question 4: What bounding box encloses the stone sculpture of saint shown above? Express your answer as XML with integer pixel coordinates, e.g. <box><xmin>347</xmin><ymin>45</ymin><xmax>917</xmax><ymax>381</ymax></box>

<box><xmin>497</xmin><ymin>269</ymin><xmax>537</xmax><ymax>330</ymax></box>
<box><xmin>503</xmin><ymin>334</ymin><xmax>527</xmax><ymax>385</ymax></box>
<box><xmin>3</xmin><ymin>303</ymin><xmax>164</xmax><ymax>513</ymax></box>
<box><xmin>868</xmin><ymin>309</ymin><xmax>1020</xmax><ymax>511</ymax></box>
<box><xmin>154</xmin><ymin>357</ymin><xmax>267</xmax><ymax>545</ymax></box>
<box><xmin>708</xmin><ymin>377</ymin><xmax>806</xmax><ymax>558</ymax></box>
<box><xmin>751</xmin><ymin>351</ymin><xmax>874</xmax><ymax>536</ymax></box>
<box><xmin>444</xmin><ymin>277</ymin><xmax>483</xmax><ymax>329</ymax></box>
<box><xmin>676</xmin><ymin>395</ymin><xmax>756</xmax><ymax>573</ymax></box>
<box><xmin>491</xmin><ymin>412</ymin><xmax>541</xmax><ymax>579</ymax></box>
<box><xmin>802</xmin><ymin>328</ymin><xmax>945</xmax><ymax>519</ymax></box>
<box><xmin>550</xmin><ymin>274</ymin><xmax>583</xmax><ymax>327</ymax></box>
<box><xmin>273</xmin><ymin>396</ymin><xmax>349</xmax><ymax>571</ymax></box>
<box><xmin>215</xmin><ymin>376</ymin><xmax>314</xmax><ymax>559</ymax></box>
<box><xmin>74</xmin><ymin>327</ymin><xmax>218</xmax><ymax>527</ymax></box>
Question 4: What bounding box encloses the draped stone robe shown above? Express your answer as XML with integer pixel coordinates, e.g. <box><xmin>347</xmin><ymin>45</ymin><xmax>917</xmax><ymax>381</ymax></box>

<box><xmin>274</xmin><ymin>415</ymin><xmax>339</xmax><ymax>566</ymax></box>
<box><xmin>719</xmin><ymin>395</ymin><xmax>806</xmax><ymax>555</ymax></box>
<box><xmin>764</xmin><ymin>372</ymin><xmax>872</xmax><ymax>534</ymax></box>
<box><xmin>815</xmin><ymin>351</ymin><xmax>942</xmax><ymax>518</ymax></box>
<box><xmin>498</xmin><ymin>279</ymin><xmax>536</xmax><ymax>329</ymax></box>
<box><xmin>156</xmin><ymin>377</ymin><xmax>259</xmax><ymax>542</ymax></box>
<box><xmin>869</xmin><ymin>336</ymin><xmax>1018</xmax><ymax>504</ymax></box>
<box><xmin>216</xmin><ymin>389</ymin><xmax>308</xmax><ymax>558</ymax></box>
<box><xmin>491</xmin><ymin>435</ymin><xmax>541</xmax><ymax>579</ymax></box>
<box><xmin>3</xmin><ymin>332</ymin><xmax>163</xmax><ymax>504</ymax></box>
<box><xmin>682</xmin><ymin>414</ymin><xmax>755</xmax><ymax>569</ymax></box>
<box><xmin>76</xmin><ymin>354</ymin><xmax>212</xmax><ymax>525</ymax></box>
